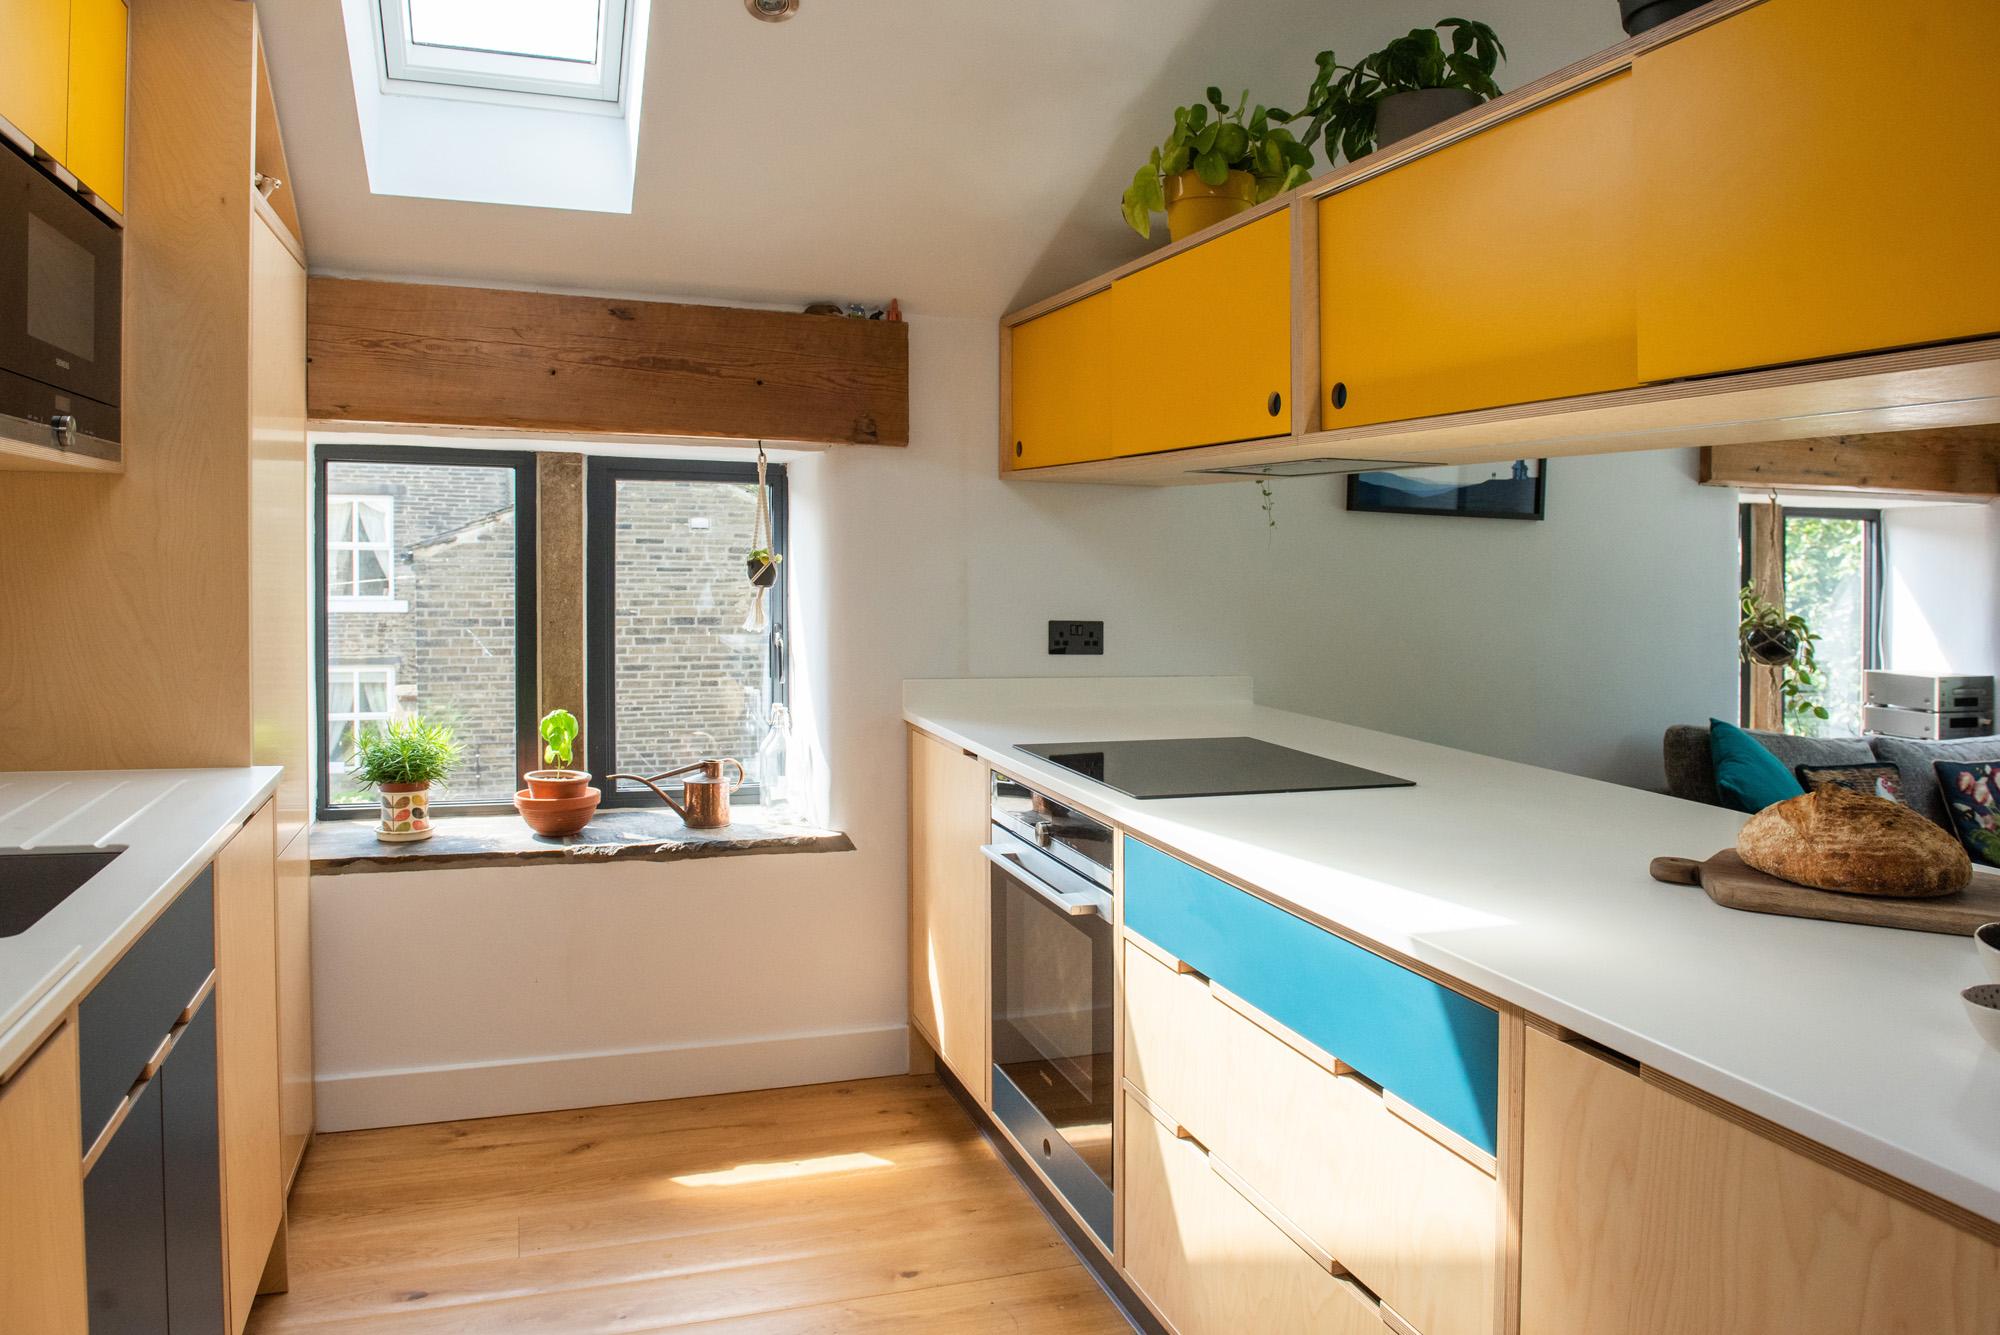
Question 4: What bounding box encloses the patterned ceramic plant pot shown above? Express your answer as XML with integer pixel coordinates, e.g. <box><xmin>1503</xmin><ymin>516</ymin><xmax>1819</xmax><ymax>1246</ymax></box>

<box><xmin>376</xmin><ymin>781</ymin><xmax>433</xmax><ymax>842</ymax></box>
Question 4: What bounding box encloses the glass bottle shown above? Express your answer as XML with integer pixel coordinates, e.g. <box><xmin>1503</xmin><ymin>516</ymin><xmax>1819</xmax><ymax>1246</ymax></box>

<box><xmin>756</xmin><ymin>702</ymin><xmax>793</xmax><ymax>817</ymax></box>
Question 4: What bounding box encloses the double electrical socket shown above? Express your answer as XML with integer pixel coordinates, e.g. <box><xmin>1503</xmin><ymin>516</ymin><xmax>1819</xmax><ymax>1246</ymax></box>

<box><xmin>1048</xmin><ymin>620</ymin><xmax>1104</xmax><ymax>655</ymax></box>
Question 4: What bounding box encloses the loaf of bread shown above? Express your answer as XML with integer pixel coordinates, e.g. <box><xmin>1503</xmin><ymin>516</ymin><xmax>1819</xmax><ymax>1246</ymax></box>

<box><xmin>1738</xmin><ymin>782</ymin><xmax>1972</xmax><ymax>898</ymax></box>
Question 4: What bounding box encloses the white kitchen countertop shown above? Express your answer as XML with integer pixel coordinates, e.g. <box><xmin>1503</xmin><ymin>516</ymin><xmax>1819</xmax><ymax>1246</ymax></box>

<box><xmin>905</xmin><ymin>676</ymin><xmax>2000</xmax><ymax>1226</ymax></box>
<box><xmin>0</xmin><ymin>767</ymin><xmax>282</xmax><ymax>1074</ymax></box>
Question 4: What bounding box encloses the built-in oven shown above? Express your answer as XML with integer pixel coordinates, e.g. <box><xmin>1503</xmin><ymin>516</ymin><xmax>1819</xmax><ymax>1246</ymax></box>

<box><xmin>0</xmin><ymin>140</ymin><xmax>122</xmax><ymax>461</ymax></box>
<box><xmin>987</xmin><ymin>773</ymin><xmax>1116</xmax><ymax>1249</ymax></box>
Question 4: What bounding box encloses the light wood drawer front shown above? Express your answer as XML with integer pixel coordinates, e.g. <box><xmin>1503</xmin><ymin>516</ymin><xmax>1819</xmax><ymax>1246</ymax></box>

<box><xmin>1121</xmin><ymin>937</ymin><xmax>1225</xmax><ymax>1136</ymax></box>
<box><xmin>1124</xmin><ymin>1089</ymin><xmax>1385</xmax><ymax>1335</ymax></box>
<box><xmin>1126</xmin><ymin>932</ymin><xmax>1498</xmax><ymax>1335</ymax></box>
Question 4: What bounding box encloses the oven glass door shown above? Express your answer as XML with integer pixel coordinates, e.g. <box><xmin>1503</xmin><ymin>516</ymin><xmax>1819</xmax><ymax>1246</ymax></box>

<box><xmin>0</xmin><ymin>146</ymin><xmax>122</xmax><ymax>408</ymax></box>
<box><xmin>988</xmin><ymin>837</ymin><xmax>1114</xmax><ymax>1244</ymax></box>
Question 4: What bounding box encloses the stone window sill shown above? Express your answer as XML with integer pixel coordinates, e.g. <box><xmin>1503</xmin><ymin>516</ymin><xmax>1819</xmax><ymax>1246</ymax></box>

<box><xmin>309</xmin><ymin>806</ymin><xmax>853</xmax><ymax>876</ymax></box>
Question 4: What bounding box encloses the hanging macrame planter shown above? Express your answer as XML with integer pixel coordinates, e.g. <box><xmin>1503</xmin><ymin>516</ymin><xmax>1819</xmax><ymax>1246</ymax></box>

<box><xmin>745</xmin><ymin>444</ymin><xmax>782</xmax><ymax>627</ymax></box>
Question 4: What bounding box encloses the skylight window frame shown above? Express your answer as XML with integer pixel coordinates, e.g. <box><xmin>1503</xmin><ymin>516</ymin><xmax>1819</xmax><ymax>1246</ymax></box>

<box><xmin>375</xmin><ymin>0</ymin><xmax>631</xmax><ymax>111</ymax></box>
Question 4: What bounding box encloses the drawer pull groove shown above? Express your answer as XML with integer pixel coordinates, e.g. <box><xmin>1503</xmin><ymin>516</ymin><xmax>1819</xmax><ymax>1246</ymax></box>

<box><xmin>1209</xmin><ymin>979</ymin><xmax>1350</xmax><ymax>1078</ymax></box>
<box><xmin>1379</xmin><ymin>1297</ymin><xmax>1423</xmax><ymax>1335</ymax></box>
<box><xmin>1384</xmin><ymin>1089</ymin><xmax>1500</xmax><ymax>1177</ymax></box>
<box><xmin>177</xmin><ymin>969</ymin><xmax>217</xmax><ymax>1025</ymax></box>
<box><xmin>1558</xmin><ymin>1029</ymin><xmax>1641</xmax><ymax>1075</ymax></box>
<box><xmin>1209</xmin><ymin>1153</ymin><xmax>1342</xmax><ymax>1275</ymax></box>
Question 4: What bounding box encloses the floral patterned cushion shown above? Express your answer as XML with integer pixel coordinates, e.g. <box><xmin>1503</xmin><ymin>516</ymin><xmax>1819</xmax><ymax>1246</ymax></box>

<box><xmin>1936</xmin><ymin>761</ymin><xmax>2000</xmax><ymax>868</ymax></box>
<box><xmin>1795</xmin><ymin>762</ymin><xmax>1904</xmax><ymax>803</ymax></box>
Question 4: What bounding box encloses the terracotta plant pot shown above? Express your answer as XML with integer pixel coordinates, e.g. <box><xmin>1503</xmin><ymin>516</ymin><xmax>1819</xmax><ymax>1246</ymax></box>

<box><xmin>524</xmin><ymin>769</ymin><xmax>591</xmax><ymax>800</ymax></box>
<box><xmin>1164</xmin><ymin>169</ymin><xmax>1257</xmax><ymax>243</ymax></box>
<box><xmin>514</xmin><ymin>786</ymin><xmax>602</xmax><ymax>838</ymax></box>
<box><xmin>376</xmin><ymin>782</ymin><xmax>433</xmax><ymax>843</ymax></box>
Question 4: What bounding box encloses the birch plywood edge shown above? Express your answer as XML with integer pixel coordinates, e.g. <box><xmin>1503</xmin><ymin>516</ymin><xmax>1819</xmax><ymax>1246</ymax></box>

<box><xmin>306</xmin><ymin>278</ymin><xmax>910</xmax><ymax>447</ymax></box>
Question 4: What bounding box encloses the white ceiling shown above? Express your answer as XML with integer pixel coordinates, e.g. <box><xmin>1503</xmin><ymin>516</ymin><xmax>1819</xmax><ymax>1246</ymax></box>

<box><xmin>257</xmin><ymin>0</ymin><xmax>1623</xmax><ymax>318</ymax></box>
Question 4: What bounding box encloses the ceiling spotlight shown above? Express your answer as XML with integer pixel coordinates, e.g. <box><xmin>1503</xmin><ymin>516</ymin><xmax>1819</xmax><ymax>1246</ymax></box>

<box><xmin>746</xmin><ymin>0</ymin><xmax>799</xmax><ymax>20</ymax></box>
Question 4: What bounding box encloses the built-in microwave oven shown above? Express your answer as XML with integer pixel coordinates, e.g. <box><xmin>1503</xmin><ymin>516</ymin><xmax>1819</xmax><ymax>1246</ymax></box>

<box><xmin>0</xmin><ymin>140</ymin><xmax>122</xmax><ymax>461</ymax></box>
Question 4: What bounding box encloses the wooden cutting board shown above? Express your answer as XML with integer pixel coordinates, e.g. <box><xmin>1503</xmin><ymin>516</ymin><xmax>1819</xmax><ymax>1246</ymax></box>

<box><xmin>1649</xmin><ymin>850</ymin><xmax>2000</xmax><ymax>935</ymax></box>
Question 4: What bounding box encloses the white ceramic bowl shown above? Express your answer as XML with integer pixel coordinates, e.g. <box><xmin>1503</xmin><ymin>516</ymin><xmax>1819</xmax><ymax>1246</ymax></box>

<box><xmin>1966</xmin><ymin>985</ymin><xmax>2000</xmax><ymax>1054</ymax></box>
<box><xmin>1977</xmin><ymin>923</ymin><xmax>2000</xmax><ymax>986</ymax></box>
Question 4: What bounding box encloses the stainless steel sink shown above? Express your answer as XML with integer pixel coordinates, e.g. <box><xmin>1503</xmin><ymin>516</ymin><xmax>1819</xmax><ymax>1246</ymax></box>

<box><xmin>0</xmin><ymin>848</ymin><xmax>123</xmax><ymax>937</ymax></box>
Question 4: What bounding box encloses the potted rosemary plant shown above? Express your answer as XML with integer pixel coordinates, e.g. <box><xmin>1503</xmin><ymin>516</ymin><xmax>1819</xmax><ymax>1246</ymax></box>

<box><xmin>1272</xmin><ymin>18</ymin><xmax>1506</xmax><ymax>163</ymax></box>
<box><xmin>350</xmin><ymin>716</ymin><xmax>460</xmax><ymax>842</ymax></box>
<box><xmin>1122</xmin><ymin>87</ymin><xmax>1315</xmax><ymax>241</ymax></box>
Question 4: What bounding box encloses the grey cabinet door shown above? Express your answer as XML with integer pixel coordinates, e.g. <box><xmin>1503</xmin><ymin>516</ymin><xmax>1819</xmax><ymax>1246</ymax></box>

<box><xmin>78</xmin><ymin>870</ymin><xmax>214</xmax><ymax>1148</ymax></box>
<box><xmin>84</xmin><ymin>1076</ymin><xmax>169</xmax><ymax>1335</ymax></box>
<box><xmin>161</xmin><ymin>995</ymin><xmax>226</xmax><ymax>1333</ymax></box>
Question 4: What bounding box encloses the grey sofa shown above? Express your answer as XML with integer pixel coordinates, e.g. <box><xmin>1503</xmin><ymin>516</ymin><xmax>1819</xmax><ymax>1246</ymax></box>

<box><xmin>1662</xmin><ymin>724</ymin><xmax>2000</xmax><ymax>828</ymax></box>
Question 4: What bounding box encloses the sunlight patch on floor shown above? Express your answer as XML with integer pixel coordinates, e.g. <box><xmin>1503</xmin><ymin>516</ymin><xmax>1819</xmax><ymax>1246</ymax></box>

<box><xmin>669</xmin><ymin>1152</ymin><xmax>895</xmax><ymax>1189</ymax></box>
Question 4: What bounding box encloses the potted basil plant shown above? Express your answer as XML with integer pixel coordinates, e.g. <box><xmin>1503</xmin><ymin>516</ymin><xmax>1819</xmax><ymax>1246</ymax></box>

<box><xmin>525</xmin><ymin>708</ymin><xmax>588</xmax><ymax>799</ymax></box>
<box><xmin>1272</xmin><ymin>18</ymin><xmax>1506</xmax><ymax>164</ymax></box>
<box><xmin>350</xmin><ymin>716</ymin><xmax>460</xmax><ymax>842</ymax></box>
<box><xmin>1122</xmin><ymin>87</ymin><xmax>1315</xmax><ymax>241</ymax></box>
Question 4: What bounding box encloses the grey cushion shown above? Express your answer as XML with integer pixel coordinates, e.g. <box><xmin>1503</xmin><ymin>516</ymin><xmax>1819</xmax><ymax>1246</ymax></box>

<box><xmin>1662</xmin><ymin>725</ymin><xmax>1874</xmax><ymax>807</ymax></box>
<box><xmin>1869</xmin><ymin>734</ymin><xmax>2000</xmax><ymax>828</ymax></box>
<box><xmin>1663</xmin><ymin>725</ymin><xmax>1721</xmax><ymax>805</ymax></box>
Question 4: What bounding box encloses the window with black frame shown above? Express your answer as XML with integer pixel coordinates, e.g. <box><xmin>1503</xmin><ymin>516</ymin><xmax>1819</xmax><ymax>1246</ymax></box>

<box><xmin>585</xmin><ymin>459</ymin><xmax>788</xmax><ymax>806</ymax></box>
<box><xmin>314</xmin><ymin>445</ymin><xmax>538</xmax><ymax>817</ymax></box>
<box><xmin>1738</xmin><ymin>504</ymin><xmax>1883</xmax><ymax>737</ymax></box>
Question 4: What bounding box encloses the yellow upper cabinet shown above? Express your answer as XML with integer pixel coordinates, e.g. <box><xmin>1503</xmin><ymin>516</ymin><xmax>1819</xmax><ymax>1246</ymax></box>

<box><xmin>1319</xmin><ymin>73</ymin><xmax>1636</xmax><ymax>429</ymax></box>
<box><xmin>1009</xmin><ymin>290</ymin><xmax>1115</xmax><ymax>469</ymax></box>
<box><xmin>0</xmin><ymin>0</ymin><xmax>72</xmax><ymax>159</ymax></box>
<box><xmin>65</xmin><ymin>0</ymin><xmax>126</xmax><ymax>211</ymax></box>
<box><xmin>1636</xmin><ymin>0</ymin><xmax>2000</xmax><ymax>381</ymax></box>
<box><xmin>1110</xmin><ymin>210</ymin><xmax>1293</xmax><ymax>457</ymax></box>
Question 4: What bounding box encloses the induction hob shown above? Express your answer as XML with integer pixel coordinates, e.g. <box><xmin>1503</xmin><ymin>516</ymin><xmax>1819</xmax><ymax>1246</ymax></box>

<box><xmin>1015</xmin><ymin>736</ymin><xmax>1413</xmax><ymax>800</ymax></box>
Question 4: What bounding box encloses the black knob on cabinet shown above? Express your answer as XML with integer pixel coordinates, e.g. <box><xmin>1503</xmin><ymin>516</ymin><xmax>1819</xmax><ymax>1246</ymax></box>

<box><xmin>1267</xmin><ymin>392</ymin><xmax>1283</xmax><ymax>417</ymax></box>
<box><xmin>1331</xmin><ymin>381</ymin><xmax>1349</xmax><ymax>410</ymax></box>
<box><xmin>1015</xmin><ymin>441</ymin><xmax>1023</xmax><ymax>457</ymax></box>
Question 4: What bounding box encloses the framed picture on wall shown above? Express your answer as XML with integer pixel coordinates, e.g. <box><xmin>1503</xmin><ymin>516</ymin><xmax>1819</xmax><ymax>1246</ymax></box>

<box><xmin>1346</xmin><ymin>459</ymin><xmax>1547</xmax><ymax>520</ymax></box>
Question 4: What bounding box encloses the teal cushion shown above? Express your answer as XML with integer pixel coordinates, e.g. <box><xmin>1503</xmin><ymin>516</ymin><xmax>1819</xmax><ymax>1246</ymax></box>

<box><xmin>1710</xmin><ymin>718</ymin><xmax>1806</xmax><ymax>813</ymax></box>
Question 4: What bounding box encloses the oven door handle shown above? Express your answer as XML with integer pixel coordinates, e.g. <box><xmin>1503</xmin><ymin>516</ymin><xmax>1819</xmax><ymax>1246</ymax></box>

<box><xmin>981</xmin><ymin>843</ymin><xmax>1112</xmax><ymax>921</ymax></box>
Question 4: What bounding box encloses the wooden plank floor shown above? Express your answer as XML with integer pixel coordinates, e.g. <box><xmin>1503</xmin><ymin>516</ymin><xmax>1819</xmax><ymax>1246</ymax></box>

<box><xmin>247</xmin><ymin>1075</ymin><xmax>1132</xmax><ymax>1333</ymax></box>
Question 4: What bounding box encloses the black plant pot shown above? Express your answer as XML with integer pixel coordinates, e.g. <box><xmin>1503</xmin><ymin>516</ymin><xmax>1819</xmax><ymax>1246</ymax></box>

<box><xmin>747</xmin><ymin>556</ymin><xmax>779</xmax><ymax>588</ymax></box>
<box><xmin>1742</xmin><ymin>625</ymin><xmax>1799</xmax><ymax>667</ymax></box>
<box><xmin>1619</xmin><ymin>0</ymin><xmax>1706</xmax><ymax>35</ymax></box>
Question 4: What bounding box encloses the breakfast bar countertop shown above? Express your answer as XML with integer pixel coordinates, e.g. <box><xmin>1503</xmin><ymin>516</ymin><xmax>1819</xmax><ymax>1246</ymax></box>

<box><xmin>904</xmin><ymin>675</ymin><xmax>2000</xmax><ymax>1226</ymax></box>
<box><xmin>0</xmin><ymin>767</ymin><xmax>282</xmax><ymax>1075</ymax></box>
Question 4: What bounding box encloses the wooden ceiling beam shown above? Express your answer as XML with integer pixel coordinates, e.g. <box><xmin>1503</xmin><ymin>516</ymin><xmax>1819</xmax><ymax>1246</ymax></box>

<box><xmin>306</xmin><ymin>278</ymin><xmax>910</xmax><ymax>447</ymax></box>
<box><xmin>1699</xmin><ymin>427</ymin><xmax>2000</xmax><ymax>500</ymax></box>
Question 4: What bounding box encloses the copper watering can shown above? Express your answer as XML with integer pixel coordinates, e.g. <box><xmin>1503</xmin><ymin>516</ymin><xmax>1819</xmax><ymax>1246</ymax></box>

<box><xmin>609</xmin><ymin>759</ymin><xmax>746</xmax><ymax>829</ymax></box>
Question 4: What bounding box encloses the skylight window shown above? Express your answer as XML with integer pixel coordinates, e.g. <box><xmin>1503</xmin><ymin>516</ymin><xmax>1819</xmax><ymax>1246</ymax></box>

<box><xmin>379</xmin><ymin>0</ymin><xmax>628</xmax><ymax>105</ymax></box>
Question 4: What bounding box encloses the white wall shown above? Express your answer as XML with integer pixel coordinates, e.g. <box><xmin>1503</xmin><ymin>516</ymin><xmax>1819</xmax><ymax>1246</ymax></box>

<box><xmin>313</xmin><ymin>316</ymin><xmax>1740</xmax><ymax>1129</ymax></box>
<box><xmin>1250</xmin><ymin>452</ymin><xmax>1741</xmax><ymax>790</ymax></box>
<box><xmin>1883</xmin><ymin>501</ymin><xmax>2000</xmax><ymax>678</ymax></box>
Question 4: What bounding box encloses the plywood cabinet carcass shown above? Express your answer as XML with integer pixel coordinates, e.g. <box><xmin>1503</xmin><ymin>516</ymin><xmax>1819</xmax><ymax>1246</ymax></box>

<box><xmin>908</xmin><ymin>728</ymin><xmax>991</xmax><ymax>1101</ymax></box>
<box><xmin>1520</xmin><ymin>1026</ymin><xmax>2000</xmax><ymax>1335</ymax></box>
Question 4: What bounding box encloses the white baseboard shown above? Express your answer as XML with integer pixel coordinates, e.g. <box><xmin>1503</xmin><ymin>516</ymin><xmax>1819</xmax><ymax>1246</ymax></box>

<box><xmin>314</xmin><ymin>1023</ymin><xmax>913</xmax><ymax>1131</ymax></box>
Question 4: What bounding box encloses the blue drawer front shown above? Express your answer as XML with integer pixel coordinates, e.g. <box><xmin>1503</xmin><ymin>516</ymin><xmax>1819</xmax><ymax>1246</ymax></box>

<box><xmin>1123</xmin><ymin>838</ymin><xmax>1499</xmax><ymax>1155</ymax></box>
